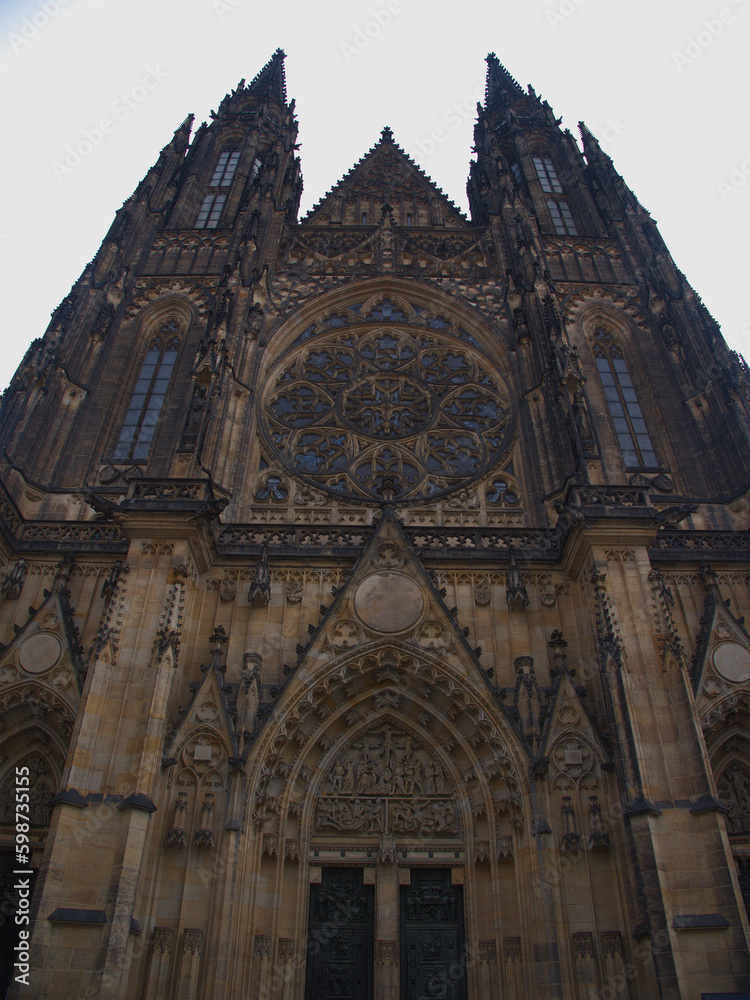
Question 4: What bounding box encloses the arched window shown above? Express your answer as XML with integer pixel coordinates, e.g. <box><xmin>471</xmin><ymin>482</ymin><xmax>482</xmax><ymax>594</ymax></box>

<box><xmin>533</xmin><ymin>154</ymin><xmax>578</xmax><ymax>236</ymax></box>
<box><xmin>112</xmin><ymin>320</ymin><xmax>181</xmax><ymax>462</ymax></box>
<box><xmin>593</xmin><ymin>328</ymin><xmax>657</xmax><ymax>469</ymax></box>
<box><xmin>210</xmin><ymin>150</ymin><xmax>240</xmax><ymax>187</ymax></box>
<box><xmin>195</xmin><ymin>149</ymin><xmax>240</xmax><ymax>228</ymax></box>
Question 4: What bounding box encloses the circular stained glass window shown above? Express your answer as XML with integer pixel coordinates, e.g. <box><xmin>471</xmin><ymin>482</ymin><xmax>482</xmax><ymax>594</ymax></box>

<box><xmin>259</xmin><ymin>326</ymin><xmax>515</xmax><ymax>503</ymax></box>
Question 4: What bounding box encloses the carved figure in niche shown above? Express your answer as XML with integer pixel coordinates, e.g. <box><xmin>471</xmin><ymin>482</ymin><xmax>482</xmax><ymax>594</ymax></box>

<box><xmin>180</xmin><ymin>383</ymin><xmax>210</xmax><ymax>451</ymax></box>
<box><xmin>249</xmin><ymin>542</ymin><xmax>271</xmax><ymax>607</ymax></box>
<box><xmin>718</xmin><ymin>762</ymin><xmax>750</xmax><ymax>833</ymax></box>
<box><xmin>506</xmin><ymin>547</ymin><xmax>529</xmax><ymax>610</ymax></box>
<box><xmin>329</xmin><ymin>754</ymin><xmax>355</xmax><ymax>794</ymax></box>
<box><xmin>444</xmin><ymin>487</ymin><xmax>479</xmax><ymax>511</ymax></box>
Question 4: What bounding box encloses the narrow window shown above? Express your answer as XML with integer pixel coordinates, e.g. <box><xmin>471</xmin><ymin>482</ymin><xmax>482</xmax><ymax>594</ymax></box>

<box><xmin>534</xmin><ymin>153</ymin><xmax>578</xmax><ymax>235</ymax></box>
<box><xmin>547</xmin><ymin>198</ymin><xmax>578</xmax><ymax>236</ymax></box>
<box><xmin>593</xmin><ymin>328</ymin><xmax>657</xmax><ymax>469</ymax></box>
<box><xmin>210</xmin><ymin>150</ymin><xmax>240</xmax><ymax>187</ymax></box>
<box><xmin>112</xmin><ymin>323</ymin><xmax>180</xmax><ymax>462</ymax></box>
<box><xmin>406</xmin><ymin>213</ymin><xmax>413</xmax><ymax>227</ymax></box>
<box><xmin>195</xmin><ymin>193</ymin><xmax>226</xmax><ymax>229</ymax></box>
<box><xmin>533</xmin><ymin>155</ymin><xmax>563</xmax><ymax>193</ymax></box>
<box><xmin>361</xmin><ymin>212</ymin><xmax>368</xmax><ymax>225</ymax></box>
<box><xmin>250</xmin><ymin>157</ymin><xmax>262</xmax><ymax>179</ymax></box>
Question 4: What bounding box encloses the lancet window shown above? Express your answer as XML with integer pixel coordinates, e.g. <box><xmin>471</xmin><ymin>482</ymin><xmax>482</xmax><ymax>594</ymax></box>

<box><xmin>112</xmin><ymin>320</ymin><xmax>181</xmax><ymax>462</ymax></box>
<box><xmin>533</xmin><ymin>153</ymin><xmax>578</xmax><ymax>236</ymax></box>
<box><xmin>593</xmin><ymin>327</ymin><xmax>657</xmax><ymax>469</ymax></box>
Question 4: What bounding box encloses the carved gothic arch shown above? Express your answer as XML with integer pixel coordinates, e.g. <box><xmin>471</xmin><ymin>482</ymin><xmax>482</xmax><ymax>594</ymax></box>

<box><xmin>245</xmin><ymin>638</ymin><xmax>531</xmax><ymax>847</ymax></box>
<box><xmin>259</xmin><ymin>275</ymin><xmax>514</xmax><ymax>367</ymax></box>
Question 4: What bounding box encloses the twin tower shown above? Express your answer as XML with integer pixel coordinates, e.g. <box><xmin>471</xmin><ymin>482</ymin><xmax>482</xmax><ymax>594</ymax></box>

<box><xmin>0</xmin><ymin>50</ymin><xmax>749</xmax><ymax>1000</ymax></box>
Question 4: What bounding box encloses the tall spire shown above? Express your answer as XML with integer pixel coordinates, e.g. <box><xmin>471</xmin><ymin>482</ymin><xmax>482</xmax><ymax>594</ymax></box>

<box><xmin>247</xmin><ymin>47</ymin><xmax>287</xmax><ymax>104</ymax></box>
<box><xmin>484</xmin><ymin>52</ymin><xmax>524</xmax><ymax>107</ymax></box>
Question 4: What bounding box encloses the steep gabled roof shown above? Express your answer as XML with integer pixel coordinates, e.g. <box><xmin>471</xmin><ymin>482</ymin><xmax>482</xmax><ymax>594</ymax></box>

<box><xmin>302</xmin><ymin>126</ymin><xmax>469</xmax><ymax>226</ymax></box>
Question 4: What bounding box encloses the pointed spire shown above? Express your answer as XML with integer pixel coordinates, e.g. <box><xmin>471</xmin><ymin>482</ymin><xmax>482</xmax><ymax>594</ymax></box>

<box><xmin>165</xmin><ymin>113</ymin><xmax>194</xmax><ymax>156</ymax></box>
<box><xmin>246</xmin><ymin>48</ymin><xmax>287</xmax><ymax>104</ymax></box>
<box><xmin>578</xmin><ymin>121</ymin><xmax>608</xmax><ymax>163</ymax></box>
<box><xmin>485</xmin><ymin>53</ymin><xmax>524</xmax><ymax>107</ymax></box>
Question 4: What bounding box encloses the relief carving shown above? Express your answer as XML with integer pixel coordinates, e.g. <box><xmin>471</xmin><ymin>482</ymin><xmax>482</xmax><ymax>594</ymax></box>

<box><xmin>315</xmin><ymin>727</ymin><xmax>458</xmax><ymax>836</ymax></box>
<box><xmin>718</xmin><ymin>762</ymin><xmax>750</xmax><ymax>833</ymax></box>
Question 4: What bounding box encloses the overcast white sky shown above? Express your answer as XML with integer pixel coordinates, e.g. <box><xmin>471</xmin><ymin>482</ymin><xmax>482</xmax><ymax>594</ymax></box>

<box><xmin>1</xmin><ymin>0</ymin><xmax>748</xmax><ymax>392</ymax></box>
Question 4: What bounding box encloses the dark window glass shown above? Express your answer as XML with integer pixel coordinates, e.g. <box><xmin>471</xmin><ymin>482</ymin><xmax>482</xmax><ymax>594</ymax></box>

<box><xmin>112</xmin><ymin>328</ymin><xmax>180</xmax><ymax>462</ymax></box>
<box><xmin>594</xmin><ymin>332</ymin><xmax>658</xmax><ymax>469</ymax></box>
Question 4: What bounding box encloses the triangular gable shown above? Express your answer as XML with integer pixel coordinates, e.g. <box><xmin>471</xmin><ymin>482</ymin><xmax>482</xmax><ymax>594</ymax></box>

<box><xmin>0</xmin><ymin>584</ymin><xmax>83</xmax><ymax>707</ymax></box>
<box><xmin>0</xmin><ymin>585</ymin><xmax>84</xmax><ymax>827</ymax></box>
<box><xmin>302</xmin><ymin>128</ymin><xmax>469</xmax><ymax>227</ymax></box>
<box><xmin>275</xmin><ymin>506</ymin><xmax>490</xmax><ymax>694</ymax></box>
<box><xmin>693</xmin><ymin>590</ymin><xmax>750</xmax><ymax>716</ymax></box>
<box><xmin>543</xmin><ymin>671</ymin><xmax>610</xmax><ymax>779</ymax></box>
<box><xmin>165</xmin><ymin>657</ymin><xmax>240</xmax><ymax>764</ymax></box>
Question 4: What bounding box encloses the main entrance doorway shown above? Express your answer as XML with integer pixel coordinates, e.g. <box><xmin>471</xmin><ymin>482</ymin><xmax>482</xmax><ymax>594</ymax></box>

<box><xmin>400</xmin><ymin>869</ymin><xmax>468</xmax><ymax>1000</ymax></box>
<box><xmin>304</xmin><ymin>868</ymin><xmax>375</xmax><ymax>1000</ymax></box>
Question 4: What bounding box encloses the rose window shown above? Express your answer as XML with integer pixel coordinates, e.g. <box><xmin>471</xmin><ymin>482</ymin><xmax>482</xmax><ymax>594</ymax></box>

<box><xmin>260</xmin><ymin>327</ymin><xmax>515</xmax><ymax>502</ymax></box>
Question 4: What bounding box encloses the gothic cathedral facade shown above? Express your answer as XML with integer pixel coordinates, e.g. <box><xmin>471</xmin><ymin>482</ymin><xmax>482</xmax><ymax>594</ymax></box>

<box><xmin>1</xmin><ymin>51</ymin><xmax>749</xmax><ymax>1000</ymax></box>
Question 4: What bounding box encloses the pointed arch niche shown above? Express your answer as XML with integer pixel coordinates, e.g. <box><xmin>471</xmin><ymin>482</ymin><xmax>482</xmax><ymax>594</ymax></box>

<box><xmin>239</xmin><ymin>638</ymin><xmax>535</xmax><ymax>997</ymax></box>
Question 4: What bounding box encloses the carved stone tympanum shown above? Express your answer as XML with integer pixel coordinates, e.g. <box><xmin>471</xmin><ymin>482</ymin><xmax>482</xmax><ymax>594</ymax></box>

<box><xmin>315</xmin><ymin>727</ymin><xmax>458</xmax><ymax>836</ymax></box>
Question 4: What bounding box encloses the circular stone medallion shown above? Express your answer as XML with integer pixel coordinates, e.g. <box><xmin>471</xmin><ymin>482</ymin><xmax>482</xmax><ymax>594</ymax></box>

<box><xmin>19</xmin><ymin>633</ymin><xmax>62</xmax><ymax>675</ymax></box>
<box><xmin>353</xmin><ymin>573</ymin><xmax>424</xmax><ymax>633</ymax></box>
<box><xmin>713</xmin><ymin>642</ymin><xmax>750</xmax><ymax>684</ymax></box>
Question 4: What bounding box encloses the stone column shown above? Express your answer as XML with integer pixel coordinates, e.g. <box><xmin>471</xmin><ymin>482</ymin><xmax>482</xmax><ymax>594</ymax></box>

<box><xmin>374</xmin><ymin>858</ymin><xmax>399</xmax><ymax>1000</ymax></box>
<box><xmin>144</xmin><ymin>927</ymin><xmax>174</xmax><ymax>1000</ymax></box>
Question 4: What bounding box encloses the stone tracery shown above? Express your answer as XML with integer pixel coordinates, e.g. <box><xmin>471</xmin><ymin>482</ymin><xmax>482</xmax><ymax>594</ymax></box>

<box><xmin>260</xmin><ymin>325</ymin><xmax>515</xmax><ymax>502</ymax></box>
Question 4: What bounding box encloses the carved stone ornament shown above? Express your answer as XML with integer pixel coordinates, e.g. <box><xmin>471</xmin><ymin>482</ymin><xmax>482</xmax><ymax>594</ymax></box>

<box><xmin>315</xmin><ymin>727</ymin><xmax>458</xmax><ymax>836</ymax></box>
<box><xmin>259</xmin><ymin>326</ymin><xmax>516</xmax><ymax>503</ymax></box>
<box><xmin>718</xmin><ymin>762</ymin><xmax>750</xmax><ymax>834</ymax></box>
<box><xmin>327</xmin><ymin>619</ymin><xmax>364</xmax><ymax>650</ymax></box>
<box><xmin>473</xmin><ymin>581</ymin><xmax>491</xmax><ymax>606</ymax></box>
<box><xmin>374</xmin><ymin>541</ymin><xmax>405</xmax><ymax>569</ymax></box>
<box><xmin>353</xmin><ymin>573</ymin><xmax>424</xmax><ymax>633</ymax></box>
<box><xmin>219</xmin><ymin>578</ymin><xmax>237</xmax><ymax>603</ymax></box>
<box><xmin>286</xmin><ymin>581</ymin><xmax>303</xmax><ymax>603</ymax></box>
<box><xmin>414</xmin><ymin>620</ymin><xmax>449</xmax><ymax>651</ymax></box>
<box><xmin>98</xmin><ymin>464</ymin><xmax>120</xmax><ymax>484</ymax></box>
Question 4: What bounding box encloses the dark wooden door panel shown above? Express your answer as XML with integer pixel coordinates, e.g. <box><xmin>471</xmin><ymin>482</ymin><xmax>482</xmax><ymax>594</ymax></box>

<box><xmin>400</xmin><ymin>869</ymin><xmax>468</xmax><ymax>1000</ymax></box>
<box><xmin>305</xmin><ymin>868</ymin><xmax>374</xmax><ymax>1000</ymax></box>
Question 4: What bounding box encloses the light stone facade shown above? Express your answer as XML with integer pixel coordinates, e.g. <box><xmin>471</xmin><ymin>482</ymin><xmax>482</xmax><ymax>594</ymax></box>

<box><xmin>0</xmin><ymin>50</ymin><xmax>749</xmax><ymax>999</ymax></box>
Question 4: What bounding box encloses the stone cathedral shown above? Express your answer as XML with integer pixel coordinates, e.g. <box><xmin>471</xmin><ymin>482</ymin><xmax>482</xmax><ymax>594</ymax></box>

<box><xmin>1</xmin><ymin>48</ymin><xmax>750</xmax><ymax>1000</ymax></box>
